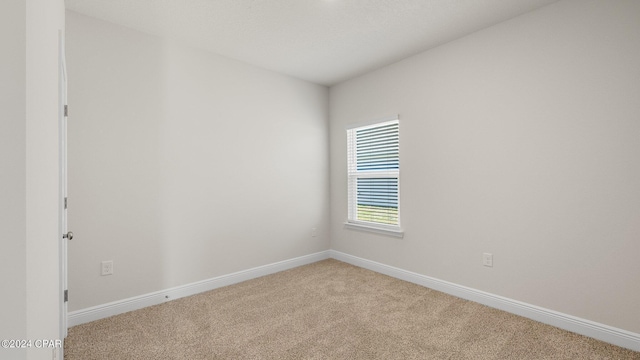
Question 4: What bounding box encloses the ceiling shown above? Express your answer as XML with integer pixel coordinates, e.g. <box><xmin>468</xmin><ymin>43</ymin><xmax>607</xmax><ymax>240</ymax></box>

<box><xmin>65</xmin><ymin>0</ymin><xmax>560</xmax><ymax>86</ymax></box>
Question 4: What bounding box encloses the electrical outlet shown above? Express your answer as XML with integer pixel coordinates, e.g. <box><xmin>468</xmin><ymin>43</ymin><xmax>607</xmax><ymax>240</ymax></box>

<box><xmin>101</xmin><ymin>260</ymin><xmax>113</xmax><ymax>276</ymax></box>
<box><xmin>482</xmin><ymin>253</ymin><xmax>493</xmax><ymax>267</ymax></box>
<box><xmin>311</xmin><ymin>228</ymin><xmax>317</xmax><ymax>237</ymax></box>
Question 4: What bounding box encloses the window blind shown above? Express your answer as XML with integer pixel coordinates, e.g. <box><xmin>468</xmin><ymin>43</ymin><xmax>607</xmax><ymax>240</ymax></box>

<box><xmin>347</xmin><ymin>119</ymin><xmax>399</xmax><ymax>227</ymax></box>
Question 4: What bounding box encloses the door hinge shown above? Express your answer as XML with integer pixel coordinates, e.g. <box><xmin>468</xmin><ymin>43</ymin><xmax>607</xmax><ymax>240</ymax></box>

<box><xmin>64</xmin><ymin>290</ymin><xmax>68</xmax><ymax>302</ymax></box>
<box><xmin>64</xmin><ymin>197</ymin><xmax>67</xmax><ymax>210</ymax></box>
<box><xmin>64</xmin><ymin>105</ymin><xmax>68</xmax><ymax>117</ymax></box>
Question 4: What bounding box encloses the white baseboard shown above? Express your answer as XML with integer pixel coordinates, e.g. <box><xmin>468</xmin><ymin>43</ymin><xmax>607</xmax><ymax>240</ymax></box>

<box><xmin>329</xmin><ymin>250</ymin><xmax>640</xmax><ymax>352</ymax></box>
<box><xmin>68</xmin><ymin>250</ymin><xmax>331</xmax><ymax>327</ymax></box>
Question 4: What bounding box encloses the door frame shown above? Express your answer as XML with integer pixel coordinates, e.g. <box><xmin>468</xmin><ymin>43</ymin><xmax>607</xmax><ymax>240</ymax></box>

<box><xmin>58</xmin><ymin>29</ymin><xmax>68</xmax><ymax>341</ymax></box>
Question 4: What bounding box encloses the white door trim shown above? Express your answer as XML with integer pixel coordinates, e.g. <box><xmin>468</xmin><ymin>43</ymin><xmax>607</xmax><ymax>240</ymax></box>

<box><xmin>58</xmin><ymin>29</ymin><xmax>68</xmax><ymax>342</ymax></box>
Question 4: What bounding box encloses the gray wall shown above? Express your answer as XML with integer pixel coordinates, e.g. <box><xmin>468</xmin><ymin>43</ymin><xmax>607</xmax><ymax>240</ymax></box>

<box><xmin>329</xmin><ymin>0</ymin><xmax>640</xmax><ymax>333</ymax></box>
<box><xmin>66</xmin><ymin>12</ymin><xmax>330</xmax><ymax>311</ymax></box>
<box><xmin>1</xmin><ymin>2</ymin><xmax>27</xmax><ymax>358</ymax></box>
<box><xmin>1</xmin><ymin>0</ymin><xmax>65</xmax><ymax>359</ymax></box>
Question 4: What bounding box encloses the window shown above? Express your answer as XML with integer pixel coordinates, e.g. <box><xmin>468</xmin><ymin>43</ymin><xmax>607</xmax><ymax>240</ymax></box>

<box><xmin>346</xmin><ymin>116</ymin><xmax>402</xmax><ymax>237</ymax></box>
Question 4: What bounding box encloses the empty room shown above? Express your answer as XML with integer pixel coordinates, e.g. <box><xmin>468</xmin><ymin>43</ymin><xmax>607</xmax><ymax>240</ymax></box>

<box><xmin>2</xmin><ymin>0</ymin><xmax>639</xmax><ymax>359</ymax></box>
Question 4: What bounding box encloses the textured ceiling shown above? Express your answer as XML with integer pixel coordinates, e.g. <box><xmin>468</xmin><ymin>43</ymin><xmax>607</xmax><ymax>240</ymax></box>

<box><xmin>65</xmin><ymin>0</ymin><xmax>560</xmax><ymax>86</ymax></box>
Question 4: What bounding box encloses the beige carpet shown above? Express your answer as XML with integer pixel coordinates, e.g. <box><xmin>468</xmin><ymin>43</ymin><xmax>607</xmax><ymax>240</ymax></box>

<box><xmin>65</xmin><ymin>259</ymin><xmax>639</xmax><ymax>359</ymax></box>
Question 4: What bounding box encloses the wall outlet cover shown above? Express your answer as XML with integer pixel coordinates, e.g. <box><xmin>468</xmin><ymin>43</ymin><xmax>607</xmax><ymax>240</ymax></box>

<box><xmin>483</xmin><ymin>253</ymin><xmax>493</xmax><ymax>267</ymax></box>
<box><xmin>101</xmin><ymin>260</ymin><xmax>113</xmax><ymax>276</ymax></box>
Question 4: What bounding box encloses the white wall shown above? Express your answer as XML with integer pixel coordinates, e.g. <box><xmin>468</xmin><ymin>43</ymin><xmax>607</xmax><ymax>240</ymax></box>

<box><xmin>1</xmin><ymin>1</ymin><xmax>64</xmax><ymax>359</ymax></box>
<box><xmin>330</xmin><ymin>0</ymin><xmax>640</xmax><ymax>334</ymax></box>
<box><xmin>66</xmin><ymin>11</ymin><xmax>330</xmax><ymax>311</ymax></box>
<box><xmin>1</xmin><ymin>2</ymin><xmax>27</xmax><ymax>359</ymax></box>
<box><xmin>26</xmin><ymin>0</ymin><xmax>66</xmax><ymax>359</ymax></box>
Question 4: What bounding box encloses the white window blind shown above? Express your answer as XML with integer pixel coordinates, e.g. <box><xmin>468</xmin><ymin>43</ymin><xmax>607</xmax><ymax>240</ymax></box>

<box><xmin>347</xmin><ymin>118</ymin><xmax>400</xmax><ymax>231</ymax></box>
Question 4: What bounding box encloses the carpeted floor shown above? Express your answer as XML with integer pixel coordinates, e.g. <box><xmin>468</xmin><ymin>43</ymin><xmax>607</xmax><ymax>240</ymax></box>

<box><xmin>64</xmin><ymin>259</ymin><xmax>640</xmax><ymax>359</ymax></box>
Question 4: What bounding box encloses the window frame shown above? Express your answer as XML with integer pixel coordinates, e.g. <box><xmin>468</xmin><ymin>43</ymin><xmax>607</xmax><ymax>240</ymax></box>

<box><xmin>344</xmin><ymin>115</ymin><xmax>403</xmax><ymax>238</ymax></box>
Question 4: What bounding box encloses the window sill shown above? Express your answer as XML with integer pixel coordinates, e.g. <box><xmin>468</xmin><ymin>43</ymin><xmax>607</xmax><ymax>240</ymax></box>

<box><xmin>343</xmin><ymin>221</ymin><xmax>404</xmax><ymax>238</ymax></box>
